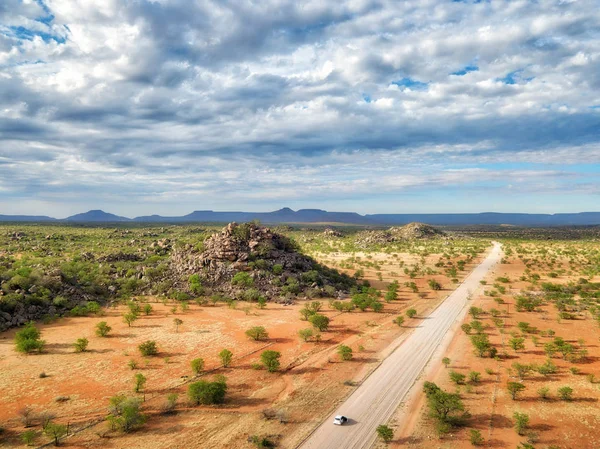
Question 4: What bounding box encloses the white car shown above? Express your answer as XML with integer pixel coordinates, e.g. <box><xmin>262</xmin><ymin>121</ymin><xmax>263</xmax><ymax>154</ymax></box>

<box><xmin>333</xmin><ymin>415</ymin><xmax>348</xmax><ymax>425</ymax></box>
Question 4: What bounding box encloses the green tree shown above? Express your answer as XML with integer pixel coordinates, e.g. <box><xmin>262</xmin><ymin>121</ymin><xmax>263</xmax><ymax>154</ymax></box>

<box><xmin>442</xmin><ymin>357</ymin><xmax>451</xmax><ymax>368</ymax></box>
<box><xmin>428</xmin><ymin>279</ymin><xmax>442</xmax><ymax>291</ymax></box>
<box><xmin>107</xmin><ymin>396</ymin><xmax>146</xmax><ymax>432</ymax></box>
<box><xmin>188</xmin><ymin>377</ymin><xmax>227</xmax><ymax>405</ymax></box>
<box><xmin>469</xmin><ymin>371</ymin><xmax>481</xmax><ymax>383</ymax></box>
<box><xmin>449</xmin><ymin>371</ymin><xmax>466</xmax><ymax>385</ymax></box>
<box><xmin>461</xmin><ymin>323</ymin><xmax>472</xmax><ymax>334</ymax></box>
<box><xmin>173</xmin><ymin>318</ymin><xmax>183</xmax><ymax>332</ymax></box>
<box><xmin>73</xmin><ymin>337</ymin><xmax>89</xmax><ymax>353</ymax></box>
<box><xmin>507</xmin><ymin>382</ymin><xmax>526</xmax><ymax>400</ymax></box>
<box><xmin>509</xmin><ymin>337</ymin><xmax>526</xmax><ymax>352</ymax></box>
<box><xmin>14</xmin><ymin>322</ymin><xmax>45</xmax><ymax>353</ymax></box>
<box><xmin>309</xmin><ymin>313</ymin><xmax>330</xmax><ymax>331</ymax></box>
<box><xmin>376</xmin><ymin>424</ymin><xmax>394</xmax><ymax>443</ymax></box>
<box><xmin>134</xmin><ymin>373</ymin><xmax>146</xmax><ymax>393</ymax></box>
<box><xmin>423</xmin><ymin>382</ymin><xmax>465</xmax><ymax>424</ymax></box>
<box><xmin>138</xmin><ymin>340</ymin><xmax>158</xmax><ymax>356</ymax></box>
<box><xmin>470</xmin><ymin>334</ymin><xmax>492</xmax><ymax>357</ymax></box>
<box><xmin>44</xmin><ymin>423</ymin><xmax>67</xmax><ymax>446</ymax></box>
<box><xmin>260</xmin><ymin>350</ymin><xmax>281</xmax><ymax>372</ymax></box>
<box><xmin>191</xmin><ymin>358</ymin><xmax>204</xmax><ymax>376</ymax></box>
<box><xmin>21</xmin><ymin>429</ymin><xmax>38</xmax><ymax>446</ymax></box>
<box><xmin>338</xmin><ymin>345</ymin><xmax>353</xmax><ymax>361</ymax></box>
<box><xmin>513</xmin><ymin>412</ymin><xmax>529</xmax><ymax>435</ymax></box>
<box><xmin>406</xmin><ymin>308</ymin><xmax>417</xmax><ymax>319</ymax></box>
<box><xmin>257</xmin><ymin>297</ymin><xmax>267</xmax><ymax>309</ymax></box>
<box><xmin>143</xmin><ymin>304</ymin><xmax>153</xmax><ymax>315</ymax></box>
<box><xmin>123</xmin><ymin>313</ymin><xmax>138</xmax><ymax>327</ymax></box>
<box><xmin>245</xmin><ymin>326</ymin><xmax>269</xmax><ymax>341</ymax></box>
<box><xmin>298</xmin><ymin>328</ymin><xmax>314</xmax><ymax>342</ymax></box>
<box><xmin>557</xmin><ymin>386</ymin><xmax>573</xmax><ymax>401</ymax></box>
<box><xmin>95</xmin><ymin>321</ymin><xmax>111</xmax><ymax>337</ymax></box>
<box><xmin>219</xmin><ymin>349</ymin><xmax>233</xmax><ymax>367</ymax></box>
<box><xmin>394</xmin><ymin>316</ymin><xmax>405</xmax><ymax>327</ymax></box>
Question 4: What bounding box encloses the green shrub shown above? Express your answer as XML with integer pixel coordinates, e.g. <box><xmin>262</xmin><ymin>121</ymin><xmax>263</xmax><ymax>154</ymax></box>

<box><xmin>95</xmin><ymin>321</ymin><xmax>111</xmax><ymax>337</ymax></box>
<box><xmin>245</xmin><ymin>326</ymin><xmax>269</xmax><ymax>341</ymax></box>
<box><xmin>260</xmin><ymin>350</ymin><xmax>281</xmax><ymax>372</ymax></box>
<box><xmin>219</xmin><ymin>349</ymin><xmax>233</xmax><ymax>367</ymax></box>
<box><xmin>376</xmin><ymin>424</ymin><xmax>394</xmax><ymax>443</ymax></box>
<box><xmin>15</xmin><ymin>322</ymin><xmax>45</xmax><ymax>354</ymax></box>
<box><xmin>191</xmin><ymin>358</ymin><xmax>204</xmax><ymax>375</ymax></box>
<box><xmin>338</xmin><ymin>345</ymin><xmax>353</xmax><ymax>361</ymax></box>
<box><xmin>188</xmin><ymin>377</ymin><xmax>227</xmax><ymax>405</ymax></box>
<box><xmin>73</xmin><ymin>337</ymin><xmax>89</xmax><ymax>353</ymax></box>
<box><xmin>138</xmin><ymin>340</ymin><xmax>158</xmax><ymax>356</ymax></box>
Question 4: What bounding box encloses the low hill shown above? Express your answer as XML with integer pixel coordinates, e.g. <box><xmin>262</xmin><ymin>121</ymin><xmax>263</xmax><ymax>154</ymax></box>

<box><xmin>65</xmin><ymin>210</ymin><xmax>131</xmax><ymax>222</ymax></box>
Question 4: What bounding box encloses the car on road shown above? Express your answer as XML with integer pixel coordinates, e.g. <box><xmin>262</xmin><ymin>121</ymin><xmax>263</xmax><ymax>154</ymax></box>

<box><xmin>333</xmin><ymin>415</ymin><xmax>348</xmax><ymax>425</ymax></box>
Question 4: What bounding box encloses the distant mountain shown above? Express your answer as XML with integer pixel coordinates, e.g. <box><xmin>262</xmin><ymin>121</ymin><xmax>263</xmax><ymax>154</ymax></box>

<box><xmin>2</xmin><ymin>208</ymin><xmax>600</xmax><ymax>226</ymax></box>
<box><xmin>0</xmin><ymin>214</ymin><xmax>56</xmax><ymax>222</ymax></box>
<box><xmin>64</xmin><ymin>210</ymin><xmax>131</xmax><ymax>222</ymax></box>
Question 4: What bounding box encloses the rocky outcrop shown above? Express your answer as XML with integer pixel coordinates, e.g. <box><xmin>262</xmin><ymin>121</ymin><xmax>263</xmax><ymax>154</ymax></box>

<box><xmin>172</xmin><ymin>222</ymin><xmax>355</xmax><ymax>300</ymax></box>
<box><xmin>355</xmin><ymin>222</ymin><xmax>447</xmax><ymax>248</ymax></box>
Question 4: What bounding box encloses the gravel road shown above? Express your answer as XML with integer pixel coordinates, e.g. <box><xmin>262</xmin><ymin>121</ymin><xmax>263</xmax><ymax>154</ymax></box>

<box><xmin>298</xmin><ymin>242</ymin><xmax>503</xmax><ymax>449</ymax></box>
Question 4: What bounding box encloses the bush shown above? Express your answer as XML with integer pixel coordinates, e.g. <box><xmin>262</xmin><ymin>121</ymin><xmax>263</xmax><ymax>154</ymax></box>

<box><xmin>461</xmin><ymin>323</ymin><xmax>472</xmax><ymax>334</ymax></box>
<box><xmin>21</xmin><ymin>429</ymin><xmax>38</xmax><ymax>446</ymax></box>
<box><xmin>338</xmin><ymin>345</ymin><xmax>353</xmax><ymax>361</ymax></box>
<box><xmin>428</xmin><ymin>279</ymin><xmax>442</xmax><ymax>291</ymax></box>
<box><xmin>191</xmin><ymin>358</ymin><xmax>204</xmax><ymax>376</ymax></box>
<box><xmin>134</xmin><ymin>373</ymin><xmax>146</xmax><ymax>393</ymax></box>
<box><xmin>298</xmin><ymin>328</ymin><xmax>314</xmax><ymax>342</ymax></box>
<box><xmin>138</xmin><ymin>340</ymin><xmax>158</xmax><ymax>356</ymax></box>
<box><xmin>442</xmin><ymin>357</ymin><xmax>450</xmax><ymax>368</ymax></box>
<box><xmin>469</xmin><ymin>429</ymin><xmax>484</xmax><ymax>446</ymax></box>
<box><xmin>260</xmin><ymin>350</ymin><xmax>281</xmax><ymax>372</ymax></box>
<box><xmin>107</xmin><ymin>396</ymin><xmax>146</xmax><ymax>432</ymax></box>
<box><xmin>423</xmin><ymin>382</ymin><xmax>465</xmax><ymax>425</ymax></box>
<box><xmin>557</xmin><ymin>386</ymin><xmax>573</xmax><ymax>401</ymax></box>
<box><xmin>449</xmin><ymin>371</ymin><xmax>466</xmax><ymax>385</ymax></box>
<box><xmin>537</xmin><ymin>386</ymin><xmax>550</xmax><ymax>399</ymax></box>
<box><xmin>309</xmin><ymin>313</ymin><xmax>330</xmax><ymax>331</ymax></box>
<box><xmin>406</xmin><ymin>308</ymin><xmax>417</xmax><ymax>318</ymax></box>
<box><xmin>143</xmin><ymin>304</ymin><xmax>153</xmax><ymax>315</ymax></box>
<box><xmin>469</xmin><ymin>371</ymin><xmax>481</xmax><ymax>383</ymax></box>
<box><xmin>73</xmin><ymin>337</ymin><xmax>89</xmax><ymax>353</ymax></box>
<box><xmin>246</xmin><ymin>326</ymin><xmax>269</xmax><ymax>341</ymax></box>
<box><xmin>232</xmin><ymin>272</ymin><xmax>254</xmax><ymax>287</ymax></box>
<box><xmin>250</xmin><ymin>435</ymin><xmax>276</xmax><ymax>448</ymax></box>
<box><xmin>95</xmin><ymin>321</ymin><xmax>111</xmax><ymax>337</ymax></box>
<box><xmin>15</xmin><ymin>322</ymin><xmax>45</xmax><ymax>354</ymax></box>
<box><xmin>507</xmin><ymin>382</ymin><xmax>525</xmax><ymax>400</ymax></box>
<box><xmin>513</xmin><ymin>412</ymin><xmax>529</xmax><ymax>435</ymax></box>
<box><xmin>272</xmin><ymin>264</ymin><xmax>283</xmax><ymax>275</ymax></box>
<box><xmin>470</xmin><ymin>334</ymin><xmax>492</xmax><ymax>357</ymax></box>
<box><xmin>188</xmin><ymin>377</ymin><xmax>227</xmax><ymax>405</ymax></box>
<box><xmin>123</xmin><ymin>313</ymin><xmax>138</xmax><ymax>327</ymax></box>
<box><xmin>219</xmin><ymin>349</ymin><xmax>233</xmax><ymax>367</ymax></box>
<box><xmin>394</xmin><ymin>315</ymin><xmax>405</xmax><ymax>327</ymax></box>
<box><xmin>376</xmin><ymin>424</ymin><xmax>394</xmax><ymax>443</ymax></box>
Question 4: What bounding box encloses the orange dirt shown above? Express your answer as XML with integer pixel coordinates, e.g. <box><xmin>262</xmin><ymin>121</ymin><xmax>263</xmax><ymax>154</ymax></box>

<box><xmin>394</xmin><ymin>247</ymin><xmax>600</xmax><ymax>449</ymax></box>
<box><xmin>0</xmin><ymin>249</ymin><xmax>484</xmax><ymax>448</ymax></box>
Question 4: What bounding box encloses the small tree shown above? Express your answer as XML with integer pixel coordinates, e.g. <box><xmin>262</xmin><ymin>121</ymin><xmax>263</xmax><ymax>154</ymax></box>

<box><xmin>442</xmin><ymin>357</ymin><xmax>451</xmax><ymax>368</ymax></box>
<box><xmin>557</xmin><ymin>386</ymin><xmax>573</xmax><ymax>401</ymax></box>
<box><xmin>257</xmin><ymin>297</ymin><xmax>267</xmax><ymax>309</ymax></box>
<box><xmin>338</xmin><ymin>345</ymin><xmax>353</xmax><ymax>361</ymax></box>
<box><xmin>449</xmin><ymin>371</ymin><xmax>466</xmax><ymax>385</ymax></box>
<box><xmin>376</xmin><ymin>424</ymin><xmax>394</xmax><ymax>443</ymax></box>
<box><xmin>21</xmin><ymin>429</ymin><xmax>38</xmax><ymax>446</ymax></box>
<box><xmin>107</xmin><ymin>396</ymin><xmax>146</xmax><ymax>432</ymax></box>
<box><xmin>428</xmin><ymin>279</ymin><xmax>442</xmax><ymax>291</ymax></box>
<box><xmin>461</xmin><ymin>323</ymin><xmax>472</xmax><ymax>334</ymax></box>
<box><xmin>537</xmin><ymin>386</ymin><xmax>550</xmax><ymax>399</ymax></box>
<box><xmin>123</xmin><ymin>313</ymin><xmax>138</xmax><ymax>327</ymax></box>
<box><xmin>73</xmin><ymin>337</ymin><xmax>89</xmax><ymax>353</ymax></box>
<box><xmin>470</xmin><ymin>334</ymin><xmax>492</xmax><ymax>357</ymax></box>
<box><xmin>260</xmin><ymin>350</ymin><xmax>281</xmax><ymax>372</ymax></box>
<box><xmin>95</xmin><ymin>321</ymin><xmax>112</xmax><ymax>337</ymax></box>
<box><xmin>143</xmin><ymin>304</ymin><xmax>153</xmax><ymax>315</ymax></box>
<box><xmin>298</xmin><ymin>328</ymin><xmax>313</xmax><ymax>342</ymax></box>
<box><xmin>394</xmin><ymin>316</ymin><xmax>405</xmax><ymax>327</ymax></box>
<box><xmin>191</xmin><ymin>358</ymin><xmax>204</xmax><ymax>376</ymax></box>
<box><xmin>134</xmin><ymin>373</ymin><xmax>146</xmax><ymax>393</ymax></box>
<box><xmin>219</xmin><ymin>349</ymin><xmax>233</xmax><ymax>367</ymax></box>
<box><xmin>44</xmin><ymin>422</ymin><xmax>67</xmax><ymax>446</ymax></box>
<box><xmin>173</xmin><ymin>318</ymin><xmax>183</xmax><ymax>332</ymax></box>
<box><xmin>469</xmin><ymin>429</ymin><xmax>484</xmax><ymax>446</ymax></box>
<box><xmin>309</xmin><ymin>314</ymin><xmax>330</xmax><ymax>331</ymax></box>
<box><xmin>15</xmin><ymin>322</ymin><xmax>45</xmax><ymax>354</ymax></box>
<box><xmin>513</xmin><ymin>412</ymin><xmax>529</xmax><ymax>435</ymax></box>
<box><xmin>138</xmin><ymin>340</ymin><xmax>158</xmax><ymax>356</ymax></box>
<box><xmin>406</xmin><ymin>308</ymin><xmax>417</xmax><ymax>319</ymax></box>
<box><xmin>469</xmin><ymin>371</ymin><xmax>481</xmax><ymax>383</ymax></box>
<box><xmin>507</xmin><ymin>382</ymin><xmax>525</xmax><ymax>400</ymax></box>
<box><xmin>509</xmin><ymin>337</ymin><xmax>526</xmax><ymax>352</ymax></box>
<box><xmin>246</xmin><ymin>326</ymin><xmax>269</xmax><ymax>341</ymax></box>
<box><xmin>188</xmin><ymin>377</ymin><xmax>227</xmax><ymax>405</ymax></box>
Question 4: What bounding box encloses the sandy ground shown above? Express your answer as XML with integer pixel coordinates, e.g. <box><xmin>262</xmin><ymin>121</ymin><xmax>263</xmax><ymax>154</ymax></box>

<box><xmin>0</xmin><ymin>248</ymin><xmax>486</xmax><ymax>448</ymax></box>
<box><xmin>395</xmin><ymin>244</ymin><xmax>600</xmax><ymax>449</ymax></box>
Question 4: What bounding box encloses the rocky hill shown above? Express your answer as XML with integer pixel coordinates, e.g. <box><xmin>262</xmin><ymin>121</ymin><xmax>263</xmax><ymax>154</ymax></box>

<box><xmin>172</xmin><ymin>222</ymin><xmax>355</xmax><ymax>301</ymax></box>
<box><xmin>355</xmin><ymin>222</ymin><xmax>447</xmax><ymax>248</ymax></box>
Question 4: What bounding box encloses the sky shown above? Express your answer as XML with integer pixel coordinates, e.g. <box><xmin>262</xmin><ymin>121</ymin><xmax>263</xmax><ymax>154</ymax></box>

<box><xmin>1</xmin><ymin>0</ymin><xmax>600</xmax><ymax>218</ymax></box>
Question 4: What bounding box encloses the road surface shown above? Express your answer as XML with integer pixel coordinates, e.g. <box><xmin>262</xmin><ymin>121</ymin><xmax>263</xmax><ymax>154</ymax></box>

<box><xmin>298</xmin><ymin>242</ymin><xmax>503</xmax><ymax>449</ymax></box>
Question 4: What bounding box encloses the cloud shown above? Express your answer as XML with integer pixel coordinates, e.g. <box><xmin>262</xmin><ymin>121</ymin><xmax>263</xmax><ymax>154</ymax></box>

<box><xmin>0</xmin><ymin>0</ymin><xmax>599</xmax><ymax>215</ymax></box>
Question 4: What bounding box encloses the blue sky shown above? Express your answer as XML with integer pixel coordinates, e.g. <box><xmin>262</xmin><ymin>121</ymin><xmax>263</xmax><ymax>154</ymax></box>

<box><xmin>1</xmin><ymin>0</ymin><xmax>600</xmax><ymax>217</ymax></box>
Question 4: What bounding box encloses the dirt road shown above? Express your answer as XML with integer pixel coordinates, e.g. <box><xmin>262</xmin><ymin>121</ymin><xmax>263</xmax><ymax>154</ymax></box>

<box><xmin>298</xmin><ymin>242</ymin><xmax>503</xmax><ymax>449</ymax></box>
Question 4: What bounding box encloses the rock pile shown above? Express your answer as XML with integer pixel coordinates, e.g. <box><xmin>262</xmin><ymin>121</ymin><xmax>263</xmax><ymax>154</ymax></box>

<box><xmin>172</xmin><ymin>222</ymin><xmax>355</xmax><ymax>300</ymax></box>
<box><xmin>355</xmin><ymin>222</ymin><xmax>447</xmax><ymax>248</ymax></box>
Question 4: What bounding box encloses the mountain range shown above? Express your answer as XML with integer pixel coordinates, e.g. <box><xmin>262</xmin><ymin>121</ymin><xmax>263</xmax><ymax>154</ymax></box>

<box><xmin>2</xmin><ymin>208</ymin><xmax>600</xmax><ymax>226</ymax></box>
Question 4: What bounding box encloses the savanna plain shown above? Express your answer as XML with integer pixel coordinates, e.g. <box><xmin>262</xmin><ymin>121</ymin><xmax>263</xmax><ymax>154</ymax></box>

<box><xmin>1</xmin><ymin>223</ymin><xmax>599</xmax><ymax>449</ymax></box>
